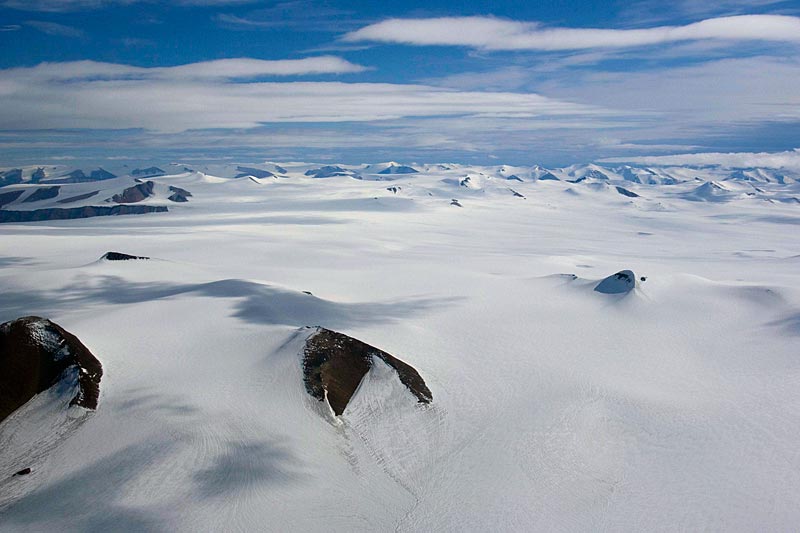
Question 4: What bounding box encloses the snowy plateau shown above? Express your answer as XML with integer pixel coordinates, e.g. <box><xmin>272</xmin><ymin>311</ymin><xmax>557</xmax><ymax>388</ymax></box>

<box><xmin>1</xmin><ymin>159</ymin><xmax>800</xmax><ymax>531</ymax></box>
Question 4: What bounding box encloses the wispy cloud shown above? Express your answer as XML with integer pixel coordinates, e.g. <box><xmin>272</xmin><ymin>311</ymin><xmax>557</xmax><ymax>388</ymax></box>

<box><xmin>3</xmin><ymin>57</ymin><xmax>368</xmax><ymax>83</ymax></box>
<box><xmin>343</xmin><ymin>15</ymin><xmax>800</xmax><ymax>51</ymax></box>
<box><xmin>1</xmin><ymin>24</ymin><xmax>22</xmax><ymax>31</ymax></box>
<box><xmin>600</xmin><ymin>148</ymin><xmax>800</xmax><ymax>169</ymax></box>
<box><xmin>215</xmin><ymin>2</ymin><xmax>368</xmax><ymax>32</ymax></box>
<box><xmin>25</xmin><ymin>20</ymin><xmax>85</xmax><ymax>37</ymax></box>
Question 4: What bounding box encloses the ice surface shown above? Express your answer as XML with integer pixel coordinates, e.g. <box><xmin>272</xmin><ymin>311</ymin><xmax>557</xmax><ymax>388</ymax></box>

<box><xmin>1</xmin><ymin>161</ymin><xmax>799</xmax><ymax>531</ymax></box>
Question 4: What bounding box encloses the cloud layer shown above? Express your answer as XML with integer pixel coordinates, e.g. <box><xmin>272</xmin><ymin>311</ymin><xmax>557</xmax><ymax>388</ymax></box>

<box><xmin>0</xmin><ymin>59</ymin><xmax>607</xmax><ymax>132</ymax></box>
<box><xmin>344</xmin><ymin>15</ymin><xmax>800</xmax><ymax>50</ymax></box>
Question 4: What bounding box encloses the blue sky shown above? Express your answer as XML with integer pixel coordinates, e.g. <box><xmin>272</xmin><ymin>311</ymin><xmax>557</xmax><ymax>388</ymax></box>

<box><xmin>1</xmin><ymin>0</ymin><xmax>799</xmax><ymax>166</ymax></box>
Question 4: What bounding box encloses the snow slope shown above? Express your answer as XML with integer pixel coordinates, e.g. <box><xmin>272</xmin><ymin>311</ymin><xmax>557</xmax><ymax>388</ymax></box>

<box><xmin>1</xmin><ymin>162</ymin><xmax>799</xmax><ymax>531</ymax></box>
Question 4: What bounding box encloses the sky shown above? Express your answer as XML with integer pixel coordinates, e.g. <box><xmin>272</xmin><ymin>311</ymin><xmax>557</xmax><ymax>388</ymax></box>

<box><xmin>1</xmin><ymin>0</ymin><xmax>799</xmax><ymax>166</ymax></box>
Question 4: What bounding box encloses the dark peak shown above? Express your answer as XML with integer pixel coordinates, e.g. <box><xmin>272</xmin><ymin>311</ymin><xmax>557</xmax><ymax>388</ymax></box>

<box><xmin>0</xmin><ymin>316</ymin><xmax>103</xmax><ymax>423</ymax></box>
<box><xmin>302</xmin><ymin>327</ymin><xmax>432</xmax><ymax>416</ymax></box>
<box><xmin>90</xmin><ymin>168</ymin><xmax>116</xmax><ymax>181</ymax></box>
<box><xmin>167</xmin><ymin>185</ymin><xmax>192</xmax><ymax>203</ymax></box>
<box><xmin>378</xmin><ymin>164</ymin><xmax>418</xmax><ymax>175</ymax></box>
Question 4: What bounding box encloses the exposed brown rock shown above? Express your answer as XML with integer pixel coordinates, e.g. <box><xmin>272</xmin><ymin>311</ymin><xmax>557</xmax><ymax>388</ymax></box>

<box><xmin>0</xmin><ymin>317</ymin><xmax>103</xmax><ymax>424</ymax></box>
<box><xmin>302</xmin><ymin>328</ymin><xmax>432</xmax><ymax>416</ymax></box>
<box><xmin>110</xmin><ymin>181</ymin><xmax>154</xmax><ymax>203</ymax></box>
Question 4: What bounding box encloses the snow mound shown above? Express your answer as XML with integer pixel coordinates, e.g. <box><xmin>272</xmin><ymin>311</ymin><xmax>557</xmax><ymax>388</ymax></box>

<box><xmin>302</xmin><ymin>327</ymin><xmax>432</xmax><ymax>416</ymax></box>
<box><xmin>594</xmin><ymin>270</ymin><xmax>637</xmax><ymax>294</ymax></box>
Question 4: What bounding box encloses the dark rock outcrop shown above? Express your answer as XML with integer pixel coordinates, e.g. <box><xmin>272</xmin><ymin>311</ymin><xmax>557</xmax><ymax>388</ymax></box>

<box><xmin>101</xmin><ymin>251</ymin><xmax>149</xmax><ymax>261</ymax></box>
<box><xmin>31</xmin><ymin>168</ymin><xmax>46</xmax><ymax>183</ymax></box>
<box><xmin>235</xmin><ymin>166</ymin><xmax>276</xmax><ymax>179</ymax></box>
<box><xmin>304</xmin><ymin>166</ymin><xmax>353</xmax><ymax>179</ymax></box>
<box><xmin>386</xmin><ymin>186</ymin><xmax>401</xmax><ymax>194</ymax></box>
<box><xmin>506</xmin><ymin>175</ymin><xmax>523</xmax><ymax>182</ymax></box>
<box><xmin>47</xmin><ymin>169</ymin><xmax>88</xmax><ymax>184</ymax></box>
<box><xmin>302</xmin><ymin>328</ymin><xmax>432</xmax><ymax>416</ymax></box>
<box><xmin>110</xmin><ymin>181</ymin><xmax>154</xmax><ymax>203</ymax></box>
<box><xmin>0</xmin><ymin>317</ymin><xmax>102</xmax><ymax>423</ymax></box>
<box><xmin>0</xmin><ymin>189</ymin><xmax>24</xmax><ymax>208</ymax></box>
<box><xmin>450</xmin><ymin>199</ymin><xmax>462</xmax><ymax>207</ymax></box>
<box><xmin>56</xmin><ymin>190</ymin><xmax>99</xmax><ymax>204</ymax></box>
<box><xmin>90</xmin><ymin>168</ymin><xmax>116</xmax><ymax>181</ymax></box>
<box><xmin>22</xmin><ymin>186</ymin><xmax>60</xmax><ymax>203</ymax></box>
<box><xmin>0</xmin><ymin>204</ymin><xmax>167</xmax><ymax>223</ymax></box>
<box><xmin>538</xmin><ymin>172</ymin><xmax>560</xmax><ymax>181</ymax></box>
<box><xmin>595</xmin><ymin>270</ymin><xmax>636</xmax><ymax>294</ymax></box>
<box><xmin>509</xmin><ymin>188</ymin><xmax>525</xmax><ymax>198</ymax></box>
<box><xmin>0</xmin><ymin>168</ymin><xmax>23</xmax><ymax>187</ymax></box>
<box><xmin>167</xmin><ymin>185</ymin><xmax>192</xmax><ymax>203</ymax></box>
<box><xmin>13</xmin><ymin>468</ymin><xmax>32</xmax><ymax>476</ymax></box>
<box><xmin>615</xmin><ymin>186</ymin><xmax>640</xmax><ymax>198</ymax></box>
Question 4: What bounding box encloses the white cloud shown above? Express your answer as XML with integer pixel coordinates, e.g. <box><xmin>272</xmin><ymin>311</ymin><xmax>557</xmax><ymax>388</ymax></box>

<box><xmin>0</xmin><ymin>59</ymin><xmax>609</xmax><ymax>132</ymax></box>
<box><xmin>532</xmin><ymin>56</ymin><xmax>800</xmax><ymax>126</ymax></box>
<box><xmin>343</xmin><ymin>15</ymin><xmax>800</xmax><ymax>51</ymax></box>
<box><xmin>599</xmin><ymin>149</ymin><xmax>800</xmax><ymax>169</ymax></box>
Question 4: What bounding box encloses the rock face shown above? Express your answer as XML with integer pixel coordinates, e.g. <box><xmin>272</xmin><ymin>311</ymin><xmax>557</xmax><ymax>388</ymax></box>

<box><xmin>31</xmin><ymin>168</ymin><xmax>46</xmax><ymax>183</ymax></box>
<box><xmin>234</xmin><ymin>166</ymin><xmax>276</xmax><ymax>179</ymax></box>
<box><xmin>0</xmin><ymin>189</ymin><xmax>24</xmax><ymax>208</ymax></box>
<box><xmin>101</xmin><ymin>251</ymin><xmax>149</xmax><ymax>261</ymax></box>
<box><xmin>0</xmin><ymin>204</ymin><xmax>167</xmax><ymax>223</ymax></box>
<box><xmin>595</xmin><ymin>270</ymin><xmax>637</xmax><ymax>294</ymax></box>
<box><xmin>110</xmin><ymin>181</ymin><xmax>155</xmax><ymax>203</ymax></box>
<box><xmin>302</xmin><ymin>328</ymin><xmax>432</xmax><ymax>416</ymax></box>
<box><xmin>0</xmin><ymin>317</ymin><xmax>103</xmax><ymax>424</ymax></box>
<box><xmin>90</xmin><ymin>168</ymin><xmax>116</xmax><ymax>181</ymax></box>
<box><xmin>56</xmin><ymin>190</ymin><xmax>99</xmax><ymax>204</ymax></box>
<box><xmin>0</xmin><ymin>168</ymin><xmax>23</xmax><ymax>187</ymax></box>
<box><xmin>167</xmin><ymin>186</ymin><xmax>192</xmax><ymax>203</ymax></box>
<box><xmin>615</xmin><ymin>186</ymin><xmax>639</xmax><ymax>198</ymax></box>
<box><xmin>22</xmin><ymin>186</ymin><xmax>60</xmax><ymax>203</ymax></box>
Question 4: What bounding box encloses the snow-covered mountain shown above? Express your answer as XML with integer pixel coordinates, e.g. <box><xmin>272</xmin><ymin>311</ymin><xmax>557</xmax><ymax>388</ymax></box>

<box><xmin>1</xmin><ymin>157</ymin><xmax>799</xmax><ymax>530</ymax></box>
